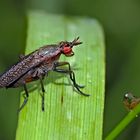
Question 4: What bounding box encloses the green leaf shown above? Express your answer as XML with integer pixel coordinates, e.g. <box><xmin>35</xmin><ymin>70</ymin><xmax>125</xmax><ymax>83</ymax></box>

<box><xmin>16</xmin><ymin>11</ymin><xmax>105</xmax><ymax>140</ymax></box>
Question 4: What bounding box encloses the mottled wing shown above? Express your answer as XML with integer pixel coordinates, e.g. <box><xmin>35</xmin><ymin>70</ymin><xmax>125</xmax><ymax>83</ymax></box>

<box><xmin>0</xmin><ymin>50</ymin><xmax>43</xmax><ymax>87</ymax></box>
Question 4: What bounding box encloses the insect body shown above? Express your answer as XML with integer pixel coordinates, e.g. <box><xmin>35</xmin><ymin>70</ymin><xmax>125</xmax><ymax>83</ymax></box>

<box><xmin>0</xmin><ymin>37</ymin><xmax>89</xmax><ymax>111</ymax></box>
<box><xmin>123</xmin><ymin>93</ymin><xmax>140</xmax><ymax>110</ymax></box>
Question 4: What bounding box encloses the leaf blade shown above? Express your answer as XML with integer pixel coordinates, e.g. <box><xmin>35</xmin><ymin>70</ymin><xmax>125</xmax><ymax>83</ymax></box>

<box><xmin>16</xmin><ymin>11</ymin><xmax>105</xmax><ymax>140</ymax></box>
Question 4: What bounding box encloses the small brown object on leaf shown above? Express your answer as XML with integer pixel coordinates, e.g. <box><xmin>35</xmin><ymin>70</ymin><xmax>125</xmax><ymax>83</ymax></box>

<box><xmin>123</xmin><ymin>93</ymin><xmax>140</xmax><ymax>111</ymax></box>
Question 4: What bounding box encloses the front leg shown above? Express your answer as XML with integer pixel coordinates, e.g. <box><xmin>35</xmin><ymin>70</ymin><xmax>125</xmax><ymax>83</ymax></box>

<box><xmin>54</xmin><ymin>62</ymin><xmax>84</xmax><ymax>88</ymax></box>
<box><xmin>54</xmin><ymin>62</ymin><xmax>90</xmax><ymax>96</ymax></box>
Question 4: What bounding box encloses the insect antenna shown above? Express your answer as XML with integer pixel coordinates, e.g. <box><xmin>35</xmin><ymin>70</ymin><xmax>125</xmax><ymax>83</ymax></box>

<box><xmin>71</xmin><ymin>37</ymin><xmax>82</xmax><ymax>47</ymax></box>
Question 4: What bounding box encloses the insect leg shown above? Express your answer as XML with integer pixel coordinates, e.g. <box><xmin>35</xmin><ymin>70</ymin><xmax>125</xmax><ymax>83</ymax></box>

<box><xmin>54</xmin><ymin>62</ymin><xmax>90</xmax><ymax>96</ymax></box>
<box><xmin>40</xmin><ymin>77</ymin><xmax>45</xmax><ymax>111</ymax></box>
<box><xmin>18</xmin><ymin>84</ymin><xmax>29</xmax><ymax>112</ymax></box>
<box><xmin>32</xmin><ymin>68</ymin><xmax>46</xmax><ymax>111</ymax></box>
<box><xmin>54</xmin><ymin>62</ymin><xmax>84</xmax><ymax>88</ymax></box>
<box><xmin>19</xmin><ymin>54</ymin><xmax>25</xmax><ymax>60</ymax></box>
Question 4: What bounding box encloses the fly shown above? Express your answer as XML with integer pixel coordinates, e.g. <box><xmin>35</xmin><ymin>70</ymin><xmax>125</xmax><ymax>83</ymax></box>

<box><xmin>0</xmin><ymin>37</ymin><xmax>90</xmax><ymax>112</ymax></box>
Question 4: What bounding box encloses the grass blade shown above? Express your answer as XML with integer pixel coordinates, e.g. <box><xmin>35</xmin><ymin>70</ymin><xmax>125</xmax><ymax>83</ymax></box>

<box><xmin>16</xmin><ymin>11</ymin><xmax>105</xmax><ymax>140</ymax></box>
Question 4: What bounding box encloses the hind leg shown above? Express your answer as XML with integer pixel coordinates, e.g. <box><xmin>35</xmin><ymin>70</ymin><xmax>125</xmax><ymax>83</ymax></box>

<box><xmin>18</xmin><ymin>84</ymin><xmax>29</xmax><ymax>112</ymax></box>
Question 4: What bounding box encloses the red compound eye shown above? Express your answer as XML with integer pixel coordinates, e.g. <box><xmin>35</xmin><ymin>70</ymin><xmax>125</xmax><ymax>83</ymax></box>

<box><xmin>63</xmin><ymin>46</ymin><xmax>72</xmax><ymax>54</ymax></box>
<box><xmin>62</xmin><ymin>45</ymin><xmax>74</xmax><ymax>56</ymax></box>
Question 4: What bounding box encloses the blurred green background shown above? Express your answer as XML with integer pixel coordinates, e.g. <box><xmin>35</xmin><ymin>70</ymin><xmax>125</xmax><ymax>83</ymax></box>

<box><xmin>0</xmin><ymin>0</ymin><xmax>140</xmax><ymax>140</ymax></box>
